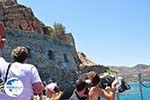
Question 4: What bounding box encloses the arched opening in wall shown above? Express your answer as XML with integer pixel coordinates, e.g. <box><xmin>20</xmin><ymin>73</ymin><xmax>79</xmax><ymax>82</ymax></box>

<box><xmin>48</xmin><ymin>50</ymin><xmax>54</xmax><ymax>60</ymax></box>
<box><xmin>64</xmin><ymin>54</ymin><xmax>69</xmax><ymax>63</ymax></box>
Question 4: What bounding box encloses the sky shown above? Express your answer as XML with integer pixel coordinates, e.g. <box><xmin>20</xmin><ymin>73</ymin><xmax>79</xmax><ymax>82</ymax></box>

<box><xmin>18</xmin><ymin>0</ymin><xmax>150</xmax><ymax>67</ymax></box>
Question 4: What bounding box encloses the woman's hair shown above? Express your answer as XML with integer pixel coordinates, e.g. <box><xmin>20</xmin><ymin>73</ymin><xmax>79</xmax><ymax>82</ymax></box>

<box><xmin>11</xmin><ymin>46</ymin><xmax>28</xmax><ymax>63</ymax></box>
<box><xmin>91</xmin><ymin>73</ymin><xmax>100</xmax><ymax>86</ymax></box>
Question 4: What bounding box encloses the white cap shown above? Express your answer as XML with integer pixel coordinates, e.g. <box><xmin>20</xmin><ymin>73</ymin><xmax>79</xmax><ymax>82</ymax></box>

<box><xmin>46</xmin><ymin>83</ymin><xmax>58</xmax><ymax>93</ymax></box>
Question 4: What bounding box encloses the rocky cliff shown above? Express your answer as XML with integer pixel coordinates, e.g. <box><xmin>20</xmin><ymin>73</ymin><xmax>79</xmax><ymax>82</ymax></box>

<box><xmin>0</xmin><ymin>0</ymin><xmax>44</xmax><ymax>33</ymax></box>
<box><xmin>77</xmin><ymin>52</ymin><xmax>109</xmax><ymax>74</ymax></box>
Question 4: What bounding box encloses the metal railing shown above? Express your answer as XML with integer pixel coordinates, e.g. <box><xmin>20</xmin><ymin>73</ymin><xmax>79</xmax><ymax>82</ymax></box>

<box><xmin>116</xmin><ymin>72</ymin><xmax>150</xmax><ymax>100</ymax></box>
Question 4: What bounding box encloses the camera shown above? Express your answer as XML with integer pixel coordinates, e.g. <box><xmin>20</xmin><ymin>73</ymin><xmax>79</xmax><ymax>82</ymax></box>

<box><xmin>99</xmin><ymin>75</ymin><xmax>130</xmax><ymax>93</ymax></box>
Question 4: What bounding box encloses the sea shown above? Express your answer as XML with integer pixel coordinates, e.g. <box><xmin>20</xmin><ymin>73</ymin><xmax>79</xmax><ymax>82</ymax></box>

<box><xmin>102</xmin><ymin>82</ymin><xmax>150</xmax><ymax>100</ymax></box>
<box><xmin>116</xmin><ymin>82</ymin><xmax>150</xmax><ymax>100</ymax></box>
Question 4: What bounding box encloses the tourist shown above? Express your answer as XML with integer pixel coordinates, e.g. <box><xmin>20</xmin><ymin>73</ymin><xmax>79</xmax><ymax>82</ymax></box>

<box><xmin>0</xmin><ymin>46</ymin><xmax>43</xmax><ymax>100</ymax></box>
<box><xmin>88</xmin><ymin>71</ymin><xmax>119</xmax><ymax>100</ymax></box>
<box><xmin>45</xmin><ymin>82</ymin><xmax>63</xmax><ymax>100</ymax></box>
<box><xmin>69</xmin><ymin>79</ymin><xmax>88</xmax><ymax>100</ymax></box>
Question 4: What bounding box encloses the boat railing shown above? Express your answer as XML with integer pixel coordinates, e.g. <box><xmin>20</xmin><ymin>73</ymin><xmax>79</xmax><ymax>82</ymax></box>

<box><xmin>115</xmin><ymin>72</ymin><xmax>150</xmax><ymax>100</ymax></box>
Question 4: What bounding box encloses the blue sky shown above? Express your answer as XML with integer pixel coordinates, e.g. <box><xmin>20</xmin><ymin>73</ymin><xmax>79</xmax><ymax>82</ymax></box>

<box><xmin>18</xmin><ymin>0</ymin><xmax>150</xmax><ymax>67</ymax></box>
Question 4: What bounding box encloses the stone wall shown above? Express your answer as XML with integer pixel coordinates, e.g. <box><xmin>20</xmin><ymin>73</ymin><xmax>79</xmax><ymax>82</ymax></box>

<box><xmin>0</xmin><ymin>0</ymin><xmax>17</xmax><ymax>7</ymax></box>
<box><xmin>2</xmin><ymin>28</ymin><xmax>80</xmax><ymax>98</ymax></box>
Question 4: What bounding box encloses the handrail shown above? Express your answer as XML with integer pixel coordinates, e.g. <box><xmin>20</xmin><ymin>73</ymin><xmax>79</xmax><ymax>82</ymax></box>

<box><xmin>140</xmin><ymin>82</ymin><xmax>150</xmax><ymax>88</ymax></box>
<box><xmin>116</xmin><ymin>72</ymin><xmax>148</xmax><ymax>100</ymax></box>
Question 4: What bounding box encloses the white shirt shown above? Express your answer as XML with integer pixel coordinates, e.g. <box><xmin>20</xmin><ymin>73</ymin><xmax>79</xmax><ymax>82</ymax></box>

<box><xmin>0</xmin><ymin>57</ymin><xmax>42</xmax><ymax>100</ymax></box>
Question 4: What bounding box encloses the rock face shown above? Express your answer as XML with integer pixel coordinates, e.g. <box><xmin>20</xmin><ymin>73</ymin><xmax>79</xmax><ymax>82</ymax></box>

<box><xmin>77</xmin><ymin>52</ymin><xmax>109</xmax><ymax>74</ymax></box>
<box><xmin>2</xmin><ymin>29</ymin><xmax>79</xmax><ymax>98</ymax></box>
<box><xmin>0</xmin><ymin>0</ymin><xmax>44</xmax><ymax>33</ymax></box>
<box><xmin>78</xmin><ymin>51</ymin><xmax>96</xmax><ymax>66</ymax></box>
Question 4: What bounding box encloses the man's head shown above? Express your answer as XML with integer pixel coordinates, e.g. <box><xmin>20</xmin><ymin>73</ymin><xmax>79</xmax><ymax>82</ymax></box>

<box><xmin>76</xmin><ymin>79</ymin><xmax>86</xmax><ymax>92</ymax></box>
<box><xmin>11</xmin><ymin>46</ymin><xmax>28</xmax><ymax>63</ymax></box>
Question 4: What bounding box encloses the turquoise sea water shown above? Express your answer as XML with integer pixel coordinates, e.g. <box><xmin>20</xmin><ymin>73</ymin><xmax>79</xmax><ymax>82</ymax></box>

<box><xmin>117</xmin><ymin>82</ymin><xmax>150</xmax><ymax>100</ymax></box>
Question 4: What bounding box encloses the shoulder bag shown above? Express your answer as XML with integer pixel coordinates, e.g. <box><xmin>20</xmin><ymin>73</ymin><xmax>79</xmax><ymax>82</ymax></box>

<box><xmin>0</xmin><ymin>63</ymin><xmax>12</xmax><ymax>92</ymax></box>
